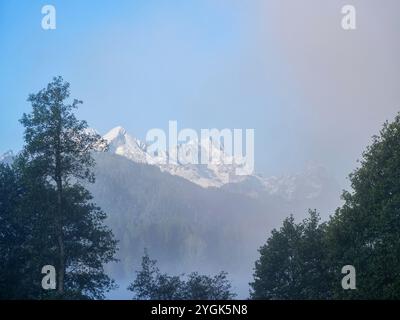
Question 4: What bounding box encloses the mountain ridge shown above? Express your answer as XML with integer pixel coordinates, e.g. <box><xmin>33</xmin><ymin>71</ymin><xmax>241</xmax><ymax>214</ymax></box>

<box><xmin>102</xmin><ymin>126</ymin><xmax>337</xmax><ymax>200</ymax></box>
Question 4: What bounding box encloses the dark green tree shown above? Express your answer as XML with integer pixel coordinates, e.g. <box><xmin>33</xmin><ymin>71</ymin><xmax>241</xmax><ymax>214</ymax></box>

<box><xmin>326</xmin><ymin>113</ymin><xmax>400</xmax><ymax>299</ymax></box>
<box><xmin>250</xmin><ymin>210</ymin><xmax>331</xmax><ymax>299</ymax></box>
<box><xmin>0</xmin><ymin>163</ymin><xmax>27</xmax><ymax>299</ymax></box>
<box><xmin>8</xmin><ymin>76</ymin><xmax>119</xmax><ymax>299</ymax></box>
<box><xmin>183</xmin><ymin>271</ymin><xmax>234</xmax><ymax>300</ymax></box>
<box><xmin>251</xmin><ymin>113</ymin><xmax>400</xmax><ymax>300</ymax></box>
<box><xmin>128</xmin><ymin>250</ymin><xmax>236</xmax><ymax>300</ymax></box>
<box><xmin>0</xmin><ymin>159</ymin><xmax>60</xmax><ymax>299</ymax></box>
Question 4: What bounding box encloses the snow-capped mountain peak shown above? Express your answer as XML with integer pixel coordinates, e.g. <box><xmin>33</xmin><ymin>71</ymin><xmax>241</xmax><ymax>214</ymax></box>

<box><xmin>104</xmin><ymin>127</ymin><xmax>151</xmax><ymax>164</ymax></box>
<box><xmin>102</xmin><ymin>127</ymin><xmax>336</xmax><ymax>198</ymax></box>
<box><xmin>103</xmin><ymin>126</ymin><xmax>127</xmax><ymax>141</ymax></box>
<box><xmin>102</xmin><ymin>127</ymin><xmax>248</xmax><ymax>187</ymax></box>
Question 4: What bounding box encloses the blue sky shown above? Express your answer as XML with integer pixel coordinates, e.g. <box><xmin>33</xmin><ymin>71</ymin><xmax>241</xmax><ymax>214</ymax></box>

<box><xmin>1</xmin><ymin>0</ymin><xmax>400</xmax><ymax>183</ymax></box>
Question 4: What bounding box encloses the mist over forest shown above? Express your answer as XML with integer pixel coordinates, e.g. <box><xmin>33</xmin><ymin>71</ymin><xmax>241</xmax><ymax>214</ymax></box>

<box><xmin>1</xmin><ymin>1</ymin><xmax>400</xmax><ymax>302</ymax></box>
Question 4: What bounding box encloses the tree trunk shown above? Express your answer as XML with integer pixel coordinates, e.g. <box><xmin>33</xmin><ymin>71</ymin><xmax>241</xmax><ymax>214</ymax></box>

<box><xmin>56</xmin><ymin>176</ymin><xmax>65</xmax><ymax>295</ymax></box>
<box><xmin>55</xmin><ymin>114</ymin><xmax>65</xmax><ymax>295</ymax></box>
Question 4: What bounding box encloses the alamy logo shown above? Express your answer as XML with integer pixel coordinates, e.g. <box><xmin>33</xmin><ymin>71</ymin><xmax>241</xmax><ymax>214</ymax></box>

<box><xmin>341</xmin><ymin>265</ymin><xmax>356</xmax><ymax>290</ymax></box>
<box><xmin>41</xmin><ymin>265</ymin><xmax>56</xmax><ymax>290</ymax></box>
<box><xmin>341</xmin><ymin>5</ymin><xmax>356</xmax><ymax>30</ymax></box>
<box><xmin>41</xmin><ymin>5</ymin><xmax>56</xmax><ymax>30</ymax></box>
<box><xmin>146</xmin><ymin>121</ymin><xmax>255</xmax><ymax>176</ymax></box>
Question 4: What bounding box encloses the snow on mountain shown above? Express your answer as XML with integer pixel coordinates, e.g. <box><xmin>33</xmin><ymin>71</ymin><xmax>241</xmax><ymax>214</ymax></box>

<box><xmin>103</xmin><ymin>127</ymin><xmax>247</xmax><ymax>188</ymax></box>
<box><xmin>0</xmin><ymin>126</ymin><xmax>336</xmax><ymax>201</ymax></box>
<box><xmin>3</xmin><ymin>127</ymin><xmax>332</xmax><ymax>206</ymax></box>
<box><xmin>102</xmin><ymin>127</ymin><xmax>336</xmax><ymax>200</ymax></box>
<box><xmin>104</xmin><ymin>126</ymin><xmax>153</xmax><ymax>164</ymax></box>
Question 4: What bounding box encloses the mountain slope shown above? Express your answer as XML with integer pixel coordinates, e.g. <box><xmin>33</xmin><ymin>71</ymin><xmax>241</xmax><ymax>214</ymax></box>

<box><xmin>87</xmin><ymin>151</ymin><xmax>341</xmax><ymax>297</ymax></box>
<box><xmin>88</xmin><ymin>153</ymin><xmax>274</xmax><ymax>273</ymax></box>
